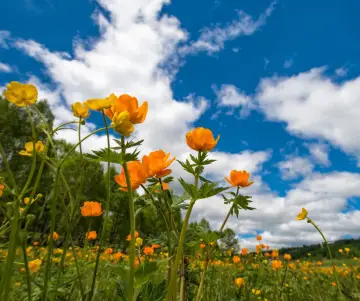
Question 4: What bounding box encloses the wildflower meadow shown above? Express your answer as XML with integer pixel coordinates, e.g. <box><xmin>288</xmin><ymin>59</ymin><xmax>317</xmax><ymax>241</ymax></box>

<box><xmin>0</xmin><ymin>81</ymin><xmax>360</xmax><ymax>301</ymax></box>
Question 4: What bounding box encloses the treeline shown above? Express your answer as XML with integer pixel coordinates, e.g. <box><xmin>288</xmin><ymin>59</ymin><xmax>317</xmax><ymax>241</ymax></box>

<box><xmin>278</xmin><ymin>238</ymin><xmax>360</xmax><ymax>259</ymax></box>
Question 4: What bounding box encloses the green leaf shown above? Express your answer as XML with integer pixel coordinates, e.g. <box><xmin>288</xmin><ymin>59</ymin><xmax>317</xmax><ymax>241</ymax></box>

<box><xmin>134</xmin><ymin>261</ymin><xmax>158</xmax><ymax>287</ymax></box>
<box><xmin>113</xmin><ymin>139</ymin><xmax>144</xmax><ymax>150</ymax></box>
<box><xmin>197</xmin><ymin>182</ymin><xmax>228</xmax><ymax>200</ymax></box>
<box><xmin>178</xmin><ymin>178</ymin><xmax>198</xmax><ymax>199</ymax></box>
<box><xmin>177</xmin><ymin>159</ymin><xmax>195</xmax><ymax>175</ymax></box>
<box><xmin>85</xmin><ymin>148</ymin><xmax>123</xmax><ymax>163</ymax></box>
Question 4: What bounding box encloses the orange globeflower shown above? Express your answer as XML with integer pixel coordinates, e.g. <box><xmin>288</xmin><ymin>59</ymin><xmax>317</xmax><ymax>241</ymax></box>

<box><xmin>143</xmin><ymin>246</ymin><xmax>154</xmax><ymax>256</ymax></box>
<box><xmin>115</xmin><ymin>161</ymin><xmax>148</xmax><ymax>191</ymax></box>
<box><xmin>152</xmin><ymin>243</ymin><xmax>161</xmax><ymax>249</ymax></box>
<box><xmin>256</xmin><ymin>235</ymin><xmax>262</xmax><ymax>241</ymax></box>
<box><xmin>86</xmin><ymin>231</ymin><xmax>97</xmax><ymax>240</ymax></box>
<box><xmin>104</xmin><ymin>248</ymin><xmax>113</xmax><ymax>255</ymax></box>
<box><xmin>271</xmin><ymin>250</ymin><xmax>279</xmax><ymax>259</ymax></box>
<box><xmin>48</xmin><ymin>232</ymin><xmax>59</xmax><ymax>241</ymax></box>
<box><xmin>186</xmin><ymin>127</ymin><xmax>220</xmax><ymax>151</ymax></box>
<box><xmin>200</xmin><ymin>243</ymin><xmax>206</xmax><ymax>249</ymax></box>
<box><xmin>235</xmin><ymin>277</ymin><xmax>245</xmax><ymax>288</ymax></box>
<box><xmin>225</xmin><ymin>170</ymin><xmax>254</xmax><ymax>188</ymax></box>
<box><xmin>0</xmin><ymin>184</ymin><xmax>4</xmax><ymax>197</ymax></box>
<box><xmin>81</xmin><ymin>201</ymin><xmax>103</xmax><ymax>217</ymax></box>
<box><xmin>272</xmin><ymin>260</ymin><xmax>283</xmax><ymax>270</ymax></box>
<box><xmin>104</xmin><ymin>94</ymin><xmax>148</xmax><ymax>124</ymax></box>
<box><xmin>28</xmin><ymin>259</ymin><xmax>42</xmax><ymax>273</ymax></box>
<box><xmin>241</xmin><ymin>248</ymin><xmax>248</xmax><ymax>256</ymax></box>
<box><xmin>232</xmin><ymin>256</ymin><xmax>241</xmax><ymax>263</ymax></box>
<box><xmin>142</xmin><ymin>150</ymin><xmax>175</xmax><ymax>178</ymax></box>
<box><xmin>126</xmin><ymin>231</ymin><xmax>139</xmax><ymax>241</ymax></box>
<box><xmin>284</xmin><ymin>253</ymin><xmax>292</xmax><ymax>261</ymax></box>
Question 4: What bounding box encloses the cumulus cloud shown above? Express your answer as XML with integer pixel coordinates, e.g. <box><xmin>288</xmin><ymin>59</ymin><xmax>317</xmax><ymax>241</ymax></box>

<box><xmin>256</xmin><ymin>67</ymin><xmax>360</xmax><ymax>164</ymax></box>
<box><xmin>213</xmin><ymin>84</ymin><xmax>254</xmax><ymax>117</ymax></box>
<box><xmin>306</xmin><ymin>142</ymin><xmax>330</xmax><ymax>167</ymax></box>
<box><xmin>277</xmin><ymin>156</ymin><xmax>314</xmax><ymax>180</ymax></box>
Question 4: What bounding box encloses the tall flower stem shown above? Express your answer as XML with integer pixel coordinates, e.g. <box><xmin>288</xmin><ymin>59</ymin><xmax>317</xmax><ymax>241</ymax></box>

<box><xmin>121</xmin><ymin>136</ymin><xmax>136</xmax><ymax>301</ymax></box>
<box><xmin>308</xmin><ymin>219</ymin><xmax>344</xmax><ymax>299</ymax></box>
<box><xmin>88</xmin><ymin>112</ymin><xmax>112</xmax><ymax>301</ymax></box>
<box><xmin>0</xmin><ymin>107</ymin><xmax>38</xmax><ymax>300</ymax></box>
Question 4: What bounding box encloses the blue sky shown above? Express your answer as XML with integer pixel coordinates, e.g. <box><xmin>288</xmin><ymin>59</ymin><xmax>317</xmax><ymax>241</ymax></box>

<box><xmin>1</xmin><ymin>0</ymin><xmax>360</xmax><ymax>248</ymax></box>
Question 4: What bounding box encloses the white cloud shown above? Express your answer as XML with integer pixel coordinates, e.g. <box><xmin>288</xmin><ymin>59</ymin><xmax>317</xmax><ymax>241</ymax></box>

<box><xmin>256</xmin><ymin>67</ymin><xmax>360</xmax><ymax>164</ymax></box>
<box><xmin>277</xmin><ymin>156</ymin><xmax>314</xmax><ymax>180</ymax></box>
<box><xmin>283</xmin><ymin>58</ymin><xmax>293</xmax><ymax>69</ymax></box>
<box><xmin>192</xmin><ymin>171</ymin><xmax>360</xmax><ymax>249</ymax></box>
<box><xmin>180</xmin><ymin>1</ymin><xmax>276</xmax><ymax>55</ymax></box>
<box><xmin>0</xmin><ymin>62</ymin><xmax>12</xmax><ymax>73</ymax></box>
<box><xmin>335</xmin><ymin>67</ymin><xmax>348</xmax><ymax>77</ymax></box>
<box><xmin>306</xmin><ymin>142</ymin><xmax>330</xmax><ymax>166</ymax></box>
<box><xmin>0</xmin><ymin>31</ymin><xmax>10</xmax><ymax>48</ymax></box>
<box><xmin>232</xmin><ymin>47</ymin><xmax>240</xmax><ymax>53</ymax></box>
<box><xmin>214</xmin><ymin>84</ymin><xmax>254</xmax><ymax>117</ymax></box>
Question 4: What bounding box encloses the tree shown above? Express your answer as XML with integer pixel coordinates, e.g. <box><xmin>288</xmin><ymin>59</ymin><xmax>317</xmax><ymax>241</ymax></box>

<box><xmin>219</xmin><ymin>228</ymin><xmax>239</xmax><ymax>252</ymax></box>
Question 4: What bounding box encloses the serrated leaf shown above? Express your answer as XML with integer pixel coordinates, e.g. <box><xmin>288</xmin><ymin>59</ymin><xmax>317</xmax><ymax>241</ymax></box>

<box><xmin>85</xmin><ymin>148</ymin><xmax>123</xmax><ymax>163</ymax></box>
<box><xmin>113</xmin><ymin>139</ymin><xmax>144</xmax><ymax>150</ymax></box>
<box><xmin>178</xmin><ymin>178</ymin><xmax>198</xmax><ymax>199</ymax></box>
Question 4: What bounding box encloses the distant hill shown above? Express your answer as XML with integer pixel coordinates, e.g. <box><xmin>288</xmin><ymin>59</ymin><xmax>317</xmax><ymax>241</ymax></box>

<box><xmin>277</xmin><ymin>238</ymin><xmax>360</xmax><ymax>260</ymax></box>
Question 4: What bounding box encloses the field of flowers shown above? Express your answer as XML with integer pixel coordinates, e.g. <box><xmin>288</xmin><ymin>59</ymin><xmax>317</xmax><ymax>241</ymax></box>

<box><xmin>0</xmin><ymin>81</ymin><xmax>359</xmax><ymax>300</ymax></box>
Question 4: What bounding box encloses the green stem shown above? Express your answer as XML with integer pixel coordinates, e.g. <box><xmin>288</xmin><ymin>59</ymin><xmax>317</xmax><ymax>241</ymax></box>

<box><xmin>21</xmin><ymin>234</ymin><xmax>32</xmax><ymax>301</ymax></box>
<box><xmin>166</xmin><ymin>200</ymin><xmax>196</xmax><ymax>301</ymax></box>
<box><xmin>196</xmin><ymin>256</ymin><xmax>210</xmax><ymax>301</ymax></box>
<box><xmin>121</xmin><ymin>136</ymin><xmax>136</xmax><ymax>301</ymax></box>
<box><xmin>0</xmin><ymin>107</ymin><xmax>38</xmax><ymax>300</ymax></box>
<box><xmin>87</xmin><ymin>112</ymin><xmax>112</xmax><ymax>301</ymax></box>
<box><xmin>308</xmin><ymin>219</ymin><xmax>344</xmax><ymax>299</ymax></box>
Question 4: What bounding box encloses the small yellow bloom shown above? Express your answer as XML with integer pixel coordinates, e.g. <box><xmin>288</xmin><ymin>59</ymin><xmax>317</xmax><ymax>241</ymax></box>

<box><xmin>23</xmin><ymin>197</ymin><xmax>35</xmax><ymax>205</ymax></box>
<box><xmin>28</xmin><ymin>259</ymin><xmax>42</xmax><ymax>273</ymax></box>
<box><xmin>19</xmin><ymin>141</ymin><xmax>45</xmax><ymax>157</ymax></box>
<box><xmin>72</xmin><ymin>102</ymin><xmax>90</xmax><ymax>118</ymax></box>
<box><xmin>344</xmin><ymin>247</ymin><xmax>350</xmax><ymax>253</ymax></box>
<box><xmin>251</xmin><ymin>289</ymin><xmax>261</xmax><ymax>295</ymax></box>
<box><xmin>338</xmin><ymin>249</ymin><xmax>343</xmax><ymax>253</ymax></box>
<box><xmin>84</xmin><ymin>93</ymin><xmax>117</xmax><ymax>111</ymax></box>
<box><xmin>110</xmin><ymin>111</ymin><xmax>134</xmax><ymax>137</ymax></box>
<box><xmin>284</xmin><ymin>253</ymin><xmax>292</xmax><ymax>261</ymax></box>
<box><xmin>3</xmin><ymin>81</ymin><xmax>38</xmax><ymax>107</ymax></box>
<box><xmin>48</xmin><ymin>232</ymin><xmax>59</xmax><ymax>241</ymax></box>
<box><xmin>135</xmin><ymin>237</ymin><xmax>143</xmax><ymax>247</ymax></box>
<box><xmin>296</xmin><ymin>207</ymin><xmax>308</xmax><ymax>220</ymax></box>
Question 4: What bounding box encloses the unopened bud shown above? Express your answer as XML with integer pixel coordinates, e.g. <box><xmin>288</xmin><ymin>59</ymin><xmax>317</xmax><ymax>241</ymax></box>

<box><xmin>80</xmin><ymin>119</ymin><xmax>86</xmax><ymax>125</ymax></box>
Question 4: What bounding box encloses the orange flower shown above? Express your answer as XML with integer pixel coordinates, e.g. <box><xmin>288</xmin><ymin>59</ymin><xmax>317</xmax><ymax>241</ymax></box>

<box><xmin>48</xmin><ymin>232</ymin><xmax>59</xmax><ymax>241</ymax></box>
<box><xmin>152</xmin><ymin>244</ymin><xmax>161</xmax><ymax>249</ymax></box>
<box><xmin>235</xmin><ymin>277</ymin><xmax>245</xmax><ymax>288</ymax></box>
<box><xmin>126</xmin><ymin>231</ymin><xmax>139</xmax><ymax>241</ymax></box>
<box><xmin>232</xmin><ymin>256</ymin><xmax>241</xmax><ymax>263</ymax></box>
<box><xmin>271</xmin><ymin>250</ymin><xmax>279</xmax><ymax>259</ymax></box>
<box><xmin>225</xmin><ymin>170</ymin><xmax>254</xmax><ymax>188</ymax></box>
<box><xmin>154</xmin><ymin>182</ymin><xmax>169</xmax><ymax>192</ymax></box>
<box><xmin>81</xmin><ymin>201</ymin><xmax>103</xmax><ymax>217</ymax></box>
<box><xmin>265</xmin><ymin>244</ymin><xmax>270</xmax><ymax>250</ymax></box>
<box><xmin>104</xmin><ymin>94</ymin><xmax>148</xmax><ymax>124</ymax></box>
<box><xmin>84</xmin><ymin>93</ymin><xmax>117</xmax><ymax>111</ymax></box>
<box><xmin>143</xmin><ymin>246</ymin><xmax>154</xmax><ymax>256</ymax></box>
<box><xmin>272</xmin><ymin>260</ymin><xmax>283</xmax><ymax>270</ymax></box>
<box><xmin>284</xmin><ymin>253</ymin><xmax>292</xmax><ymax>261</ymax></box>
<box><xmin>288</xmin><ymin>263</ymin><xmax>296</xmax><ymax>270</ymax></box>
<box><xmin>256</xmin><ymin>235</ymin><xmax>262</xmax><ymax>241</ymax></box>
<box><xmin>28</xmin><ymin>259</ymin><xmax>42</xmax><ymax>273</ymax></box>
<box><xmin>241</xmin><ymin>248</ymin><xmax>248</xmax><ymax>256</ymax></box>
<box><xmin>0</xmin><ymin>184</ymin><xmax>4</xmax><ymax>197</ymax></box>
<box><xmin>115</xmin><ymin>161</ymin><xmax>148</xmax><ymax>191</ymax></box>
<box><xmin>186</xmin><ymin>127</ymin><xmax>220</xmax><ymax>151</ymax></box>
<box><xmin>142</xmin><ymin>150</ymin><xmax>175</xmax><ymax>178</ymax></box>
<box><xmin>255</xmin><ymin>245</ymin><xmax>262</xmax><ymax>254</ymax></box>
<box><xmin>104</xmin><ymin>248</ymin><xmax>113</xmax><ymax>255</ymax></box>
<box><xmin>33</xmin><ymin>242</ymin><xmax>39</xmax><ymax>246</ymax></box>
<box><xmin>113</xmin><ymin>252</ymin><xmax>123</xmax><ymax>260</ymax></box>
<box><xmin>200</xmin><ymin>243</ymin><xmax>206</xmax><ymax>249</ymax></box>
<box><xmin>86</xmin><ymin>231</ymin><xmax>97</xmax><ymax>240</ymax></box>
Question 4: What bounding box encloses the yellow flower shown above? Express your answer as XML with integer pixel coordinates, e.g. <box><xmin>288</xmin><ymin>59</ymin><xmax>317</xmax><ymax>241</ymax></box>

<box><xmin>19</xmin><ymin>141</ymin><xmax>45</xmax><ymax>157</ymax></box>
<box><xmin>72</xmin><ymin>102</ymin><xmax>90</xmax><ymax>118</ymax></box>
<box><xmin>3</xmin><ymin>81</ymin><xmax>38</xmax><ymax>107</ymax></box>
<box><xmin>23</xmin><ymin>197</ymin><xmax>35</xmax><ymax>205</ymax></box>
<box><xmin>235</xmin><ymin>277</ymin><xmax>245</xmax><ymax>288</ymax></box>
<box><xmin>110</xmin><ymin>111</ymin><xmax>134</xmax><ymax>136</ymax></box>
<box><xmin>338</xmin><ymin>249</ymin><xmax>343</xmax><ymax>253</ymax></box>
<box><xmin>48</xmin><ymin>232</ymin><xmax>60</xmax><ymax>241</ymax></box>
<box><xmin>344</xmin><ymin>247</ymin><xmax>350</xmax><ymax>253</ymax></box>
<box><xmin>296</xmin><ymin>207</ymin><xmax>308</xmax><ymax>220</ymax></box>
<box><xmin>28</xmin><ymin>259</ymin><xmax>42</xmax><ymax>273</ymax></box>
<box><xmin>135</xmin><ymin>237</ymin><xmax>143</xmax><ymax>247</ymax></box>
<box><xmin>84</xmin><ymin>93</ymin><xmax>117</xmax><ymax>111</ymax></box>
<box><xmin>251</xmin><ymin>289</ymin><xmax>261</xmax><ymax>295</ymax></box>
